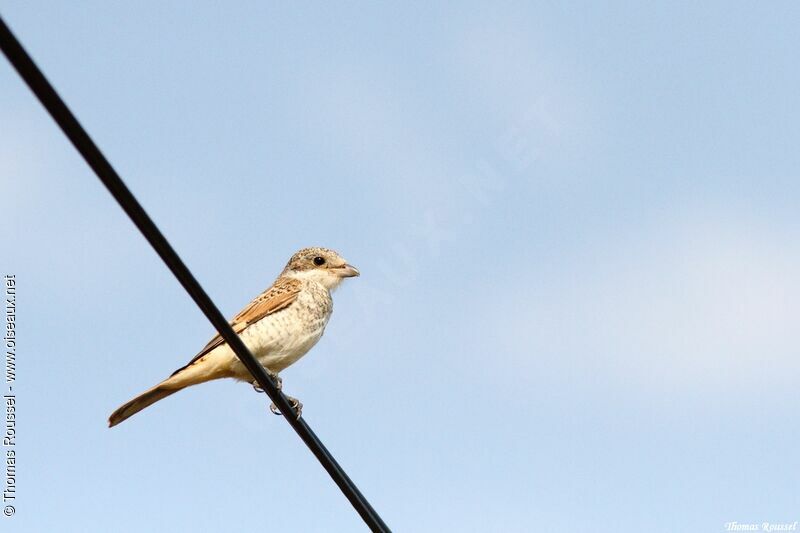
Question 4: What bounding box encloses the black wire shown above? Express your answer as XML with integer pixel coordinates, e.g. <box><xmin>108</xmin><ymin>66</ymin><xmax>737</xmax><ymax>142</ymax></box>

<box><xmin>0</xmin><ymin>15</ymin><xmax>389</xmax><ymax>533</ymax></box>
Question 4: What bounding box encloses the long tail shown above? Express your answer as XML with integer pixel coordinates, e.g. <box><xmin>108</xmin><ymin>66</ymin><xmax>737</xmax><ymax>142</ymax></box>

<box><xmin>108</xmin><ymin>384</ymin><xmax>181</xmax><ymax>427</ymax></box>
<box><xmin>108</xmin><ymin>354</ymin><xmax>226</xmax><ymax>427</ymax></box>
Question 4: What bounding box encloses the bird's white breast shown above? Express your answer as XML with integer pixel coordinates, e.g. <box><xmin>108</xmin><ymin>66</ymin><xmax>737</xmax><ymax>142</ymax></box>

<box><xmin>232</xmin><ymin>282</ymin><xmax>333</xmax><ymax>376</ymax></box>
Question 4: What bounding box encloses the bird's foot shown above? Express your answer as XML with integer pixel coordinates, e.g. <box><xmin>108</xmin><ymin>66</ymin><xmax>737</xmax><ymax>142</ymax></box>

<box><xmin>269</xmin><ymin>396</ymin><xmax>303</xmax><ymax>419</ymax></box>
<box><xmin>251</xmin><ymin>372</ymin><xmax>282</xmax><ymax>393</ymax></box>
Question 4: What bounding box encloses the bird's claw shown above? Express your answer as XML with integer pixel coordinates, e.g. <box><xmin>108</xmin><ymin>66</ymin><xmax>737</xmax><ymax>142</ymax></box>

<box><xmin>269</xmin><ymin>396</ymin><xmax>303</xmax><ymax>419</ymax></box>
<box><xmin>251</xmin><ymin>375</ymin><xmax>300</xmax><ymax>418</ymax></box>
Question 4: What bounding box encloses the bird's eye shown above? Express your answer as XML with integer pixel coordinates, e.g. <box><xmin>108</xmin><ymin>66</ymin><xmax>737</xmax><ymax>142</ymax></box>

<box><xmin>313</xmin><ymin>256</ymin><xmax>326</xmax><ymax>266</ymax></box>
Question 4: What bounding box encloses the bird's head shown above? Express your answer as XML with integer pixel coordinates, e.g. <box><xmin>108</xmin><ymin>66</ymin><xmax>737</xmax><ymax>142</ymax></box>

<box><xmin>282</xmin><ymin>247</ymin><xmax>360</xmax><ymax>290</ymax></box>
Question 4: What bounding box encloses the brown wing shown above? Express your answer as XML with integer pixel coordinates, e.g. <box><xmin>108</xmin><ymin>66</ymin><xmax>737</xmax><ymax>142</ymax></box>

<box><xmin>170</xmin><ymin>277</ymin><xmax>302</xmax><ymax>376</ymax></box>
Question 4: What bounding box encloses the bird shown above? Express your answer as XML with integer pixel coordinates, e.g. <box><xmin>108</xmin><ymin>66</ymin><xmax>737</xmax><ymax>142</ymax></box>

<box><xmin>108</xmin><ymin>247</ymin><xmax>359</xmax><ymax>427</ymax></box>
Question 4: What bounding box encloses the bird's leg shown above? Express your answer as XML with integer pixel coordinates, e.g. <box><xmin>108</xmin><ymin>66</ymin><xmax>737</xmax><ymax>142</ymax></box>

<box><xmin>250</xmin><ymin>374</ymin><xmax>301</xmax><ymax>419</ymax></box>
<box><xmin>251</xmin><ymin>372</ymin><xmax>282</xmax><ymax>393</ymax></box>
<box><xmin>269</xmin><ymin>396</ymin><xmax>303</xmax><ymax>419</ymax></box>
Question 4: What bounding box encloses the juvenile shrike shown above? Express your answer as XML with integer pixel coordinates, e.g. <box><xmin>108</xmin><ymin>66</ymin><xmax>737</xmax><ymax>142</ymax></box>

<box><xmin>108</xmin><ymin>247</ymin><xmax>359</xmax><ymax>427</ymax></box>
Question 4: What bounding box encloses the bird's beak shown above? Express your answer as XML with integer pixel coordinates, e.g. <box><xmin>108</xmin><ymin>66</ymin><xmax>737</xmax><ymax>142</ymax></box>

<box><xmin>335</xmin><ymin>263</ymin><xmax>360</xmax><ymax>278</ymax></box>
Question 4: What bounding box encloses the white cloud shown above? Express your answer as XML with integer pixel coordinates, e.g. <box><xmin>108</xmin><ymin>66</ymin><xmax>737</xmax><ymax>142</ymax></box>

<box><xmin>491</xmin><ymin>209</ymin><xmax>800</xmax><ymax>393</ymax></box>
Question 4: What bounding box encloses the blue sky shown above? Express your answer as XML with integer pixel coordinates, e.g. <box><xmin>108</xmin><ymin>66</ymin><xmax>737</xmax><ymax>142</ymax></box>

<box><xmin>2</xmin><ymin>2</ymin><xmax>800</xmax><ymax>532</ymax></box>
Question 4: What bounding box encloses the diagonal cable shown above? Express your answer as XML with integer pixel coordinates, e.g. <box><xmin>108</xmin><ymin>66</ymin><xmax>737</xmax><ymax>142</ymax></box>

<box><xmin>0</xmin><ymin>15</ymin><xmax>389</xmax><ymax>533</ymax></box>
